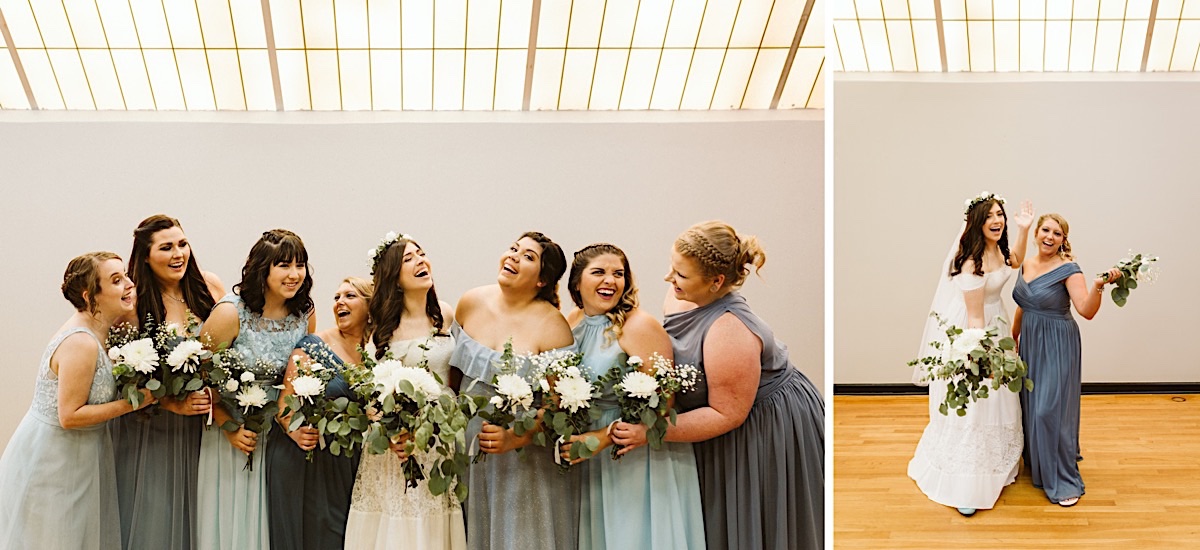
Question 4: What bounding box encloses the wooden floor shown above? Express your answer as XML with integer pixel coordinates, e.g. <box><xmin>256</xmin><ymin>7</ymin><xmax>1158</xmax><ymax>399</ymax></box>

<box><xmin>833</xmin><ymin>394</ymin><xmax>1200</xmax><ymax>548</ymax></box>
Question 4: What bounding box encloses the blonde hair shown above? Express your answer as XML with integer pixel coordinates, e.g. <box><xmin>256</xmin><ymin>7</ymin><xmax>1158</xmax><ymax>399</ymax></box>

<box><xmin>343</xmin><ymin>276</ymin><xmax>374</xmax><ymax>303</ymax></box>
<box><xmin>1038</xmin><ymin>213</ymin><xmax>1074</xmax><ymax>261</ymax></box>
<box><xmin>674</xmin><ymin>220</ymin><xmax>766</xmax><ymax>290</ymax></box>
<box><xmin>62</xmin><ymin>251</ymin><xmax>121</xmax><ymax>315</ymax></box>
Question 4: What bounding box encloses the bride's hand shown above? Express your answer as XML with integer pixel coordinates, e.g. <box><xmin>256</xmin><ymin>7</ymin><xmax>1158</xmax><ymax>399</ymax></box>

<box><xmin>1013</xmin><ymin>200</ymin><xmax>1035</xmax><ymax>231</ymax></box>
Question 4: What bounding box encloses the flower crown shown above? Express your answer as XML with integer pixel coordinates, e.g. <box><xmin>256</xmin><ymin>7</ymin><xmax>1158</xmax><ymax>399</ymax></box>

<box><xmin>367</xmin><ymin>231</ymin><xmax>413</xmax><ymax>276</ymax></box>
<box><xmin>964</xmin><ymin>191</ymin><xmax>1005</xmax><ymax>216</ymax></box>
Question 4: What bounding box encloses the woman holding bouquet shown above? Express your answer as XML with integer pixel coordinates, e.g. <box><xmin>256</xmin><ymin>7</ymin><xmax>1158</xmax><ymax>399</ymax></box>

<box><xmin>196</xmin><ymin>229</ymin><xmax>315</xmax><ymax>550</ymax></box>
<box><xmin>112</xmin><ymin>214</ymin><xmax>224</xmax><ymax>549</ymax></box>
<box><xmin>559</xmin><ymin>243</ymin><xmax>706</xmax><ymax>550</ymax></box>
<box><xmin>0</xmin><ymin>252</ymin><xmax>157</xmax><ymax>548</ymax></box>
<box><xmin>611</xmin><ymin>221</ymin><xmax>825</xmax><ymax>550</ymax></box>
<box><xmin>1013</xmin><ymin>213</ymin><xmax>1120</xmax><ymax>507</ymax></box>
<box><xmin>907</xmin><ymin>194</ymin><xmax>1033</xmax><ymax>517</ymax></box>
<box><xmin>268</xmin><ymin>276</ymin><xmax>372</xmax><ymax>549</ymax></box>
<box><xmin>344</xmin><ymin>234</ymin><xmax>465</xmax><ymax>550</ymax></box>
<box><xmin>449</xmin><ymin>231</ymin><xmax>578</xmax><ymax>550</ymax></box>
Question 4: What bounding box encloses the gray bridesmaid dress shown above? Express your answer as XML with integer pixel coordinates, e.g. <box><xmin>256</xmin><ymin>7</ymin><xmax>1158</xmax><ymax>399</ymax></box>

<box><xmin>667</xmin><ymin>292</ymin><xmax>825</xmax><ymax>550</ymax></box>
<box><xmin>1014</xmin><ymin>262</ymin><xmax>1085</xmax><ymax>504</ymax></box>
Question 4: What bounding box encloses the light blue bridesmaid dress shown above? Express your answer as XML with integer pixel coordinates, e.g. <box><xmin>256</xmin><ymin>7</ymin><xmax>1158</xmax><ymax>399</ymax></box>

<box><xmin>0</xmin><ymin>327</ymin><xmax>121</xmax><ymax>549</ymax></box>
<box><xmin>1014</xmin><ymin>262</ymin><xmax>1086</xmax><ymax>504</ymax></box>
<box><xmin>195</xmin><ymin>294</ymin><xmax>308</xmax><ymax>549</ymax></box>
<box><xmin>573</xmin><ymin>314</ymin><xmax>706</xmax><ymax>550</ymax></box>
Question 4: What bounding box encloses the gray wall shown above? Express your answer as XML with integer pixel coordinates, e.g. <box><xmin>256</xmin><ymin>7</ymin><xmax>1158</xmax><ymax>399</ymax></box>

<box><xmin>0</xmin><ymin>110</ymin><xmax>824</xmax><ymax>449</ymax></box>
<box><xmin>834</xmin><ymin>73</ymin><xmax>1199</xmax><ymax>385</ymax></box>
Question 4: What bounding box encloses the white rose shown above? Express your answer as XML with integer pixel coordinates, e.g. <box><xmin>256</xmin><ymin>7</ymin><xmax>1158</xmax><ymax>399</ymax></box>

<box><xmin>626</xmin><ymin>355</ymin><xmax>643</xmax><ymax>367</ymax></box>
<box><xmin>291</xmin><ymin>375</ymin><xmax>325</xmax><ymax>400</ymax></box>
<box><xmin>495</xmin><ymin>374</ymin><xmax>534</xmax><ymax>410</ymax></box>
<box><xmin>240</xmin><ymin>371</ymin><xmax>256</xmax><ymax>383</ymax></box>
<box><xmin>619</xmin><ymin>371</ymin><xmax>659</xmax><ymax>399</ymax></box>
<box><xmin>393</xmin><ymin>366</ymin><xmax>443</xmax><ymax>398</ymax></box>
<box><xmin>108</xmin><ymin>345</ymin><xmax>123</xmax><ymax>362</ymax></box>
<box><xmin>121</xmin><ymin>339</ymin><xmax>160</xmax><ymax>375</ymax></box>
<box><xmin>563</xmin><ymin>366</ymin><xmax>581</xmax><ymax>378</ymax></box>
<box><xmin>949</xmin><ymin>328</ymin><xmax>987</xmax><ymax>362</ymax></box>
<box><xmin>166</xmin><ymin>340</ymin><xmax>205</xmax><ymax>372</ymax></box>
<box><xmin>224</xmin><ymin>379</ymin><xmax>239</xmax><ymax>392</ymax></box>
<box><xmin>368</xmin><ymin>248</ymin><xmax>378</xmax><ymax>259</ymax></box>
<box><xmin>384</xmin><ymin>231</ymin><xmax>398</xmax><ymax>243</ymax></box>
<box><xmin>554</xmin><ymin>375</ymin><xmax>594</xmax><ymax>414</ymax></box>
<box><xmin>236</xmin><ymin>384</ymin><xmax>269</xmax><ymax>412</ymax></box>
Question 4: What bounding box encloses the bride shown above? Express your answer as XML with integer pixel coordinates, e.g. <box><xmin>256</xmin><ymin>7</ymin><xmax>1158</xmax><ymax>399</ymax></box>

<box><xmin>907</xmin><ymin>193</ymin><xmax>1032</xmax><ymax>516</ymax></box>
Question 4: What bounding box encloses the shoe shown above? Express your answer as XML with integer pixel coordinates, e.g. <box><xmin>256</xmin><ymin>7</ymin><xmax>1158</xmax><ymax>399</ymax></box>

<box><xmin>957</xmin><ymin>507</ymin><xmax>976</xmax><ymax>516</ymax></box>
<box><xmin>1058</xmin><ymin>497</ymin><xmax>1079</xmax><ymax>507</ymax></box>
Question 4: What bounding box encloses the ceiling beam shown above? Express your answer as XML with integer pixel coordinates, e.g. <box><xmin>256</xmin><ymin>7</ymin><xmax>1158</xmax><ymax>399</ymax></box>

<box><xmin>1141</xmin><ymin>0</ymin><xmax>1161</xmax><ymax>72</ymax></box>
<box><xmin>934</xmin><ymin>0</ymin><xmax>948</xmax><ymax>72</ymax></box>
<box><xmin>0</xmin><ymin>6</ymin><xmax>37</xmax><ymax>109</ymax></box>
<box><xmin>260</xmin><ymin>0</ymin><xmax>284</xmax><ymax>110</ymax></box>
<box><xmin>522</xmin><ymin>0</ymin><xmax>543</xmax><ymax>110</ymax></box>
<box><xmin>770</xmin><ymin>0</ymin><xmax>817</xmax><ymax>109</ymax></box>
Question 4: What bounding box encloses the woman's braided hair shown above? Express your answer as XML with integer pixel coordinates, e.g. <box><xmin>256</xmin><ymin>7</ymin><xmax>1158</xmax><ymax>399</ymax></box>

<box><xmin>674</xmin><ymin>221</ymin><xmax>766</xmax><ymax>290</ymax></box>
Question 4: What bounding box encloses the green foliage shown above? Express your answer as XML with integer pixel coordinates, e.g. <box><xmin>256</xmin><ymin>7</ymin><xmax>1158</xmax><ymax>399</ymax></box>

<box><xmin>909</xmin><ymin>313</ymin><xmax>1033</xmax><ymax>416</ymax></box>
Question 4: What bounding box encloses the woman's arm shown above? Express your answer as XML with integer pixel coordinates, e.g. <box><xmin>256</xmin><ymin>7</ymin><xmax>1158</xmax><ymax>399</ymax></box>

<box><xmin>1012</xmin><ymin>306</ymin><xmax>1023</xmax><ymax>352</ymax></box>
<box><xmin>1009</xmin><ymin>201</ymin><xmax>1035</xmax><ymax>270</ymax></box>
<box><xmin>198</xmin><ymin>302</ymin><xmax>257</xmax><ymax>453</ymax></box>
<box><xmin>203</xmin><ymin>271</ymin><xmax>227</xmax><ymax>301</ymax></box>
<box><xmin>1066</xmin><ymin>268</ymin><xmax>1121</xmax><ymax>321</ymax></box>
<box><xmin>54</xmin><ymin>334</ymin><xmax>154</xmax><ymax>429</ymax></box>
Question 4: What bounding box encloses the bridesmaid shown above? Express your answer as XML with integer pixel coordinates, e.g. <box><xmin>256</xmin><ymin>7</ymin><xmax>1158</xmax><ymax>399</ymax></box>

<box><xmin>112</xmin><ymin>214</ymin><xmax>222</xmax><ymax>549</ymax></box>
<box><xmin>1013</xmin><ymin>213</ymin><xmax>1120</xmax><ymax>507</ymax></box>
<box><xmin>196</xmin><ymin>229</ymin><xmax>315</xmax><ymax>549</ymax></box>
<box><xmin>267</xmin><ymin>276</ymin><xmax>372</xmax><ymax>549</ymax></box>
<box><xmin>450</xmin><ymin>231</ymin><xmax>578</xmax><ymax>550</ymax></box>
<box><xmin>345</xmin><ymin>234</ymin><xmax>465</xmax><ymax>550</ymax></box>
<box><xmin>558</xmin><ymin>244</ymin><xmax>706</xmax><ymax>550</ymax></box>
<box><xmin>0</xmin><ymin>252</ymin><xmax>156</xmax><ymax>548</ymax></box>
<box><xmin>613</xmin><ymin>221</ymin><xmax>824</xmax><ymax>550</ymax></box>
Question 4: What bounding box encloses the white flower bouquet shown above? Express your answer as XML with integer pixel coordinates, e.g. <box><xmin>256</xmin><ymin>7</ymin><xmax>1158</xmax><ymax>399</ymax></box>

<box><xmin>470</xmin><ymin>339</ymin><xmax>548</xmax><ymax>464</ymax></box>
<box><xmin>206</xmin><ymin>348</ymin><xmax>281</xmax><ymax>470</ymax></box>
<box><xmin>602</xmin><ymin>352</ymin><xmax>700</xmax><ymax>459</ymax></box>
<box><xmin>361</xmin><ymin>349</ymin><xmax>448</xmax><ymax>490</ymax></box>
<box><xmin>1101</xmin><ymin>251</ymin><xmax>1160</xmax><ymax>307</ymax></box>
<box><xmin>908</xmin><ymin>313</ymin><xmax>1033</xmax><ymax>416</ymax></box>
<box><xmin>280</xmin><ymin>346</ymin><xmax>348</xmax><ymax>462</ymax></box>
<box><xmin>109</xmin><ymin>336</ymin><xmax>167</xmax><ymax>409</ymax></box>
<box><xmin>534</xmin><ymin>349</ymin><xmax>602</xmax><ymax>472</ymax></box>
<box><xmin>152</xmin><ymin>316</ymin><xmax>213</xmax><ymax>402</ymax></box>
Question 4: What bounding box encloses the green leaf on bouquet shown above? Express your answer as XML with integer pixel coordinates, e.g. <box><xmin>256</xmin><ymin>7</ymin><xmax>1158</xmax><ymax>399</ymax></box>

<box><xmin>332</xmin><ymin>397</ymin><xmax>350</xmax><ymax>412</ymax></box>
<box><xmin>955</xmin><ymin>408</ymin><xmax>966</xmax><ymax>417</ymax></box>
<box><xmin>348</xmin><ymin>416</ymin><xmax>366</xmax><ymax>431</ymax></box>
<box><xmin>428</xmin><ymin>473</ymin><xmax>449</xmax><ymax>496</ymax></box>
<box><xmin>327</xmin><ymin>419</ymin><xmax>341</xmax><ymax>433</ymax></box>
<box><xmin>125</xmin><ymin>385</ymin><xmax>143</xmax><ymax>408</ymax></box>
<box><xmin>316</xmin><ymin>415</ymin><xmax>328</xmax><ymax>435</ymax></box>
<box><xmin>1125</xmin><ymin>278</ymin><xmax>1138</xmax><ymax>290</ymax></box>
<box><xmin>183</xmin><ymin>378</ymin><xmax>203</xmax><ymax>392</ymax></box>
<box><xmin>367</xmin><ymin>428</ymin><xmax>390</xmax><ymax>455</ymax></box>
<box><xmin>338</xmin><ymin>422</ymin><xmax>352</xmax><ymax>437</ymax></box>
<box><xmin>938</xmin><ymin>403</ymin><xmax>949</xmax><ymax>416</ymax></box>
<box><xmin>346</xmin><ymin>401</ymin><xmax>361</xmax><ymax>416</ymax></box>
<box><xmin>169</xmin><ymin>377</ymin><xmax>185</xmax><ymax>396</ymax></box>
<box><xmin>1025</xmin><ymin>379</ymin><xmax>1035</xmax><ymax>391</ymax></box>
<box><xmin>1007</xmin><ymin>378</ymin><xmax>1022</xmax><ymax>393</ymax></box>
<box><xmin>288</xmin><ymin>413</ymin><xmax>306</xmax><ymax>433</ymax></box>
<box><xmin>640</xmin><ymin>407</ymin><xmax>658</xmax><ymax>427</ymax></box>
<box><xmin>146</xmin><ymin>379</ymin><xmax>162</xmax><ymax>391</ymax></box>
<box><xmin>998</xmin><ymin>337</ymin><xmax>1016</xmax><ymax>351</ymax></box>
<box><xmin>330</xmin><ymin>440</ymin><xmax>341</xmax><ymax>455</ymax></box>
<box><xmin>455</xmin><ymin>479</ymin><xmax>469</xmax><ymax>502</ymax></box>
<box><xmin>533</xmin><ymin>431</ymin><xmax>547</xmax><ymax>447</ymax></box>
<box><xmin>669</xmin><ymin>408</ymin><xmax>678</xmax><ymax>426</ymax></box>
<box><xmin>584</xmin><ymin>435</ymin><xmax>600</xmax><ymax>452</ymax></box>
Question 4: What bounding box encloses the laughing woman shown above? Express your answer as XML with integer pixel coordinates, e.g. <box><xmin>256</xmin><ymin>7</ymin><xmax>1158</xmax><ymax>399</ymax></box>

<box><xmin>559</xmin><ymin>244</ymin><xmax>706</xmax><ymax>550</ymax></box>
<box><xmin>111</xmin><ymin>215</ymin><xmax>224</xmax><ymax>550</ymax></box>
<box><xmin>450</xmin><ymin>232</ymin><xmax>578</xmax><ymax>550</ymax></box>
<box><xmin>196</xmin><ymin>230</ymin><xmax>315</xmax><ymax>550</ymax></box>
<box><xmin>0</xmin><ymin>252</ymin><xmax>157</xmax><ymax>549</ymax></box>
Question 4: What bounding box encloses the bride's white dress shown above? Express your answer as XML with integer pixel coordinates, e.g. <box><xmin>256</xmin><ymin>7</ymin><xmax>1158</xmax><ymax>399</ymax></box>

<box><xmin>343</xmin><ymin>335</ymin><xmax>467</xmax><ymax>550</ymax></box>
<box><xmin>907</xmin><ymin>267</ymin><xmax>1024</xmax><ymax>510</ymax></box>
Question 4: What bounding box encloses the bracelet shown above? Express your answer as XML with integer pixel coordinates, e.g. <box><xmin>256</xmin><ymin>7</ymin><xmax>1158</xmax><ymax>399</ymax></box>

<box><xmin>1095</xmin><ymin>285</ymin><xmax>1105</xmax><ymax>293</ymax></box>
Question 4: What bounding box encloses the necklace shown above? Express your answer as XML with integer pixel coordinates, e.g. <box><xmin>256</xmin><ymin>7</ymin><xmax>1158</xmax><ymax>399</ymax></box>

<box><xmin>163</xmin><ymin>292</ymin><xmax>186</xmax><ymax>304</ymax></box>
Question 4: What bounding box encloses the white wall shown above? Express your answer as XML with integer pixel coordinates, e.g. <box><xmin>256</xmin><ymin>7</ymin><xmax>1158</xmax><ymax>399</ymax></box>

<box><xmin>834</xmin><ymin>73</ymin><xmax>1200</xmax><ymax>385</ymax></box>
<box><xmin>0</xmin><ymin>110</ymin><xmax>824</xmax><ymax>449</ymax></box>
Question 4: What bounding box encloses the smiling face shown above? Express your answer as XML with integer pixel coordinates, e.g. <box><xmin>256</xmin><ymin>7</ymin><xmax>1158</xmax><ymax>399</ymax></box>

<box><xmin>497</xmin><ymin>236</ymin><xmax>546</xmax><ymax>291</ymax></box>
<box><xmin>397</xmin><ymin>241</ymin><xmax>433</xmax><ymax>293</ymax></box>
<box><xmin>980</xmin><ymin>201</ymin><xmax>1006</xmax><ymax>244</ymax></box>
<box><xmin>1035</xmin><ymin>218</ymin><xmax>1066</xmax><ymax>257</ymax></box>
<box><xmin>332</xmin><ymin>281</ymin><xmax>369</xmax><ymax>332</ymax></box>
<box><xmin>93</xmin><ymin>258</ymin><xmax>136</xmax><ymax>318</ymax></box>
<box><xmin>576</xmin><ymin>253</ymin><xmax>626</xmax><ymax>316</ymax></box>
<box><xmin>147</xmin><ymin>225</ymin><xmax>191</xmax><ymax>285</ymax></box>
<box><xmin>664</xmin><ymin>248</ymin><xmax>716</xmax><ymax>305</ymax></box>
<box><xmin>266</xmin><ymin>259</ymin><xmax>306</xmax><ymax>302</ymax></box>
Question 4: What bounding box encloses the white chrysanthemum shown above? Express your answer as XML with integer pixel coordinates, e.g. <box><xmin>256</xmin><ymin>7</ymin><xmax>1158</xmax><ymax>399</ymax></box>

<box><xmin>489</xmin><ymin>396</ymin><xmax>504</xmax><ymax>407</ymax></box>
<box><xmin>167</xmin><ymin>340</ymin><xmax>205</xmax><ymax>372</ymax></box>
<box><xmin>224</xmin><ymin>379</ymin><xmax>239</xmax><ymax>393</ymax></box>
<box><xmin>554</xmin><ymin>375</ymin><xmax>594</xmax><ymax>414</ymax></box>
<box><xmin>495</xmin><ymin>374</ymin><xmax>534</xmax><ymax>410</ymax></box>
<box><xmin>562</xmin><ymin>366</ymin><xmax>581</xmax><ymax>378</ymax></box>
<box><xmin>121</xmin><ymin>339</ymin><xmax>160</xmax><ymax>375</ymax></box>
<box><xmin>291</xmin><ymin>375</ymin><xmax>325</xmax><ymax>401</ymax></box>
<box><xmin>236</xmin><ymin>384</ymin><xmax>269</xmax><ymax>412</ymax></box>
<box><xmin>240</xmin><ymin>371</ymin><xmax>256</xmax><ymax>383</ymax></box>
<box><xmin>619</xmin><ymin>371</ymin><xmax>659</xmax><ymax>399</ymax></box>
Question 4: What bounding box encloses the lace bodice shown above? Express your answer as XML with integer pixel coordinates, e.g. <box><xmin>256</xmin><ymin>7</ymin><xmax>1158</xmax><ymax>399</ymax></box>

<box><xmin>387</xmin><ymin>333</ymin><xmax>456</xmax><ymax>391</ymax></box>
<box><xmin>31</xmin><ymin>327</ymin><xmax>117</xmax><ymax>425</ymax></box>
<box><xmin>219</xmin><ymin>294</ymin><xmax>309</xmax><ymax>398</ymax></box>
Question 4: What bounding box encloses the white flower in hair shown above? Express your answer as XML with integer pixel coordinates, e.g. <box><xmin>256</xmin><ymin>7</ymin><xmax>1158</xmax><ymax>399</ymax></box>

<box><xmin>384</xmin><ymin>231</ymin><xmax>398</xmax><ymax>243</ymax></box>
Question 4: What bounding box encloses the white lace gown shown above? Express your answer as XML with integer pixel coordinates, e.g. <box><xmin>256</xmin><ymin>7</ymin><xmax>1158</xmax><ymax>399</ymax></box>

<box><xmin>344</xmin><ymin>335</ymin><xmax>467</xmax><ymax>550</ymax></box>
<box><xmin>907</xmin><ymin>267</ymin><xmax>1024</xmax><ymax>510</ymax></box>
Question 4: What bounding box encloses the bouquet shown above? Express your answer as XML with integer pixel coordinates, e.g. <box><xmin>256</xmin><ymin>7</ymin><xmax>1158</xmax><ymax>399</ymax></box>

<box><xmin>280</xmin><ymin>345</ymin><xmax>349</xmax><ymax>462</ymax></box>
<box><xmin>534</xmin><ymin>350</ymin><xmax>602</xmax><ymax>472</ymax></box>
<box><xmin>361</xmin><ymin>351</ymin><xmax>445</xmax><ymax>490</ymax></box>
<box><xmin>109</xmin><ymin>335</ymin><xmax>166</xmax><ymax>409</ymax></box>
<box><xmin>207</xmin><ymin>348</ymin><xmax>280</xmax><ymax>470</ymax></box>
<box><xmin>1100</xmin><ymin>251</ymin><xmax>1160</xmax><ymax>307</ymax></box>
<box><xmin>908</xmin><ymin>313</ymin><xmax>1032</xmax><ymax>416</ymax></box>
<box><xmin>603</xmin><ymin>352</ymin><xmax>701</xmax><ymax>459</ymax></box>
<box><xmin>471</xmin><ymin>339</ymin><xmax>547</xmax><ymax>463</ymax></box>
<box><xmin>154</xmin><ymin>317</ymin><xmax>212</xmax><ymax>401</ymax></box>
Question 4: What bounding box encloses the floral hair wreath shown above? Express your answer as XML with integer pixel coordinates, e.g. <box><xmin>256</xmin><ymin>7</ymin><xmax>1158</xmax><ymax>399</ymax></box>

<box><xmin>367</xmin><ymin>231</ymin><xmax>414</xmax><ymax>276</ymax></box>
<box><xmin>963</xmin><ymin>191</ymin><xmax>1005</xmax><ymax>217</ymax></box>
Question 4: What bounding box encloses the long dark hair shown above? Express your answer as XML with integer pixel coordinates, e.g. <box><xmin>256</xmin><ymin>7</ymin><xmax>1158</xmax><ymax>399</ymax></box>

<box><xmin>520</xmin><ymin>231</ymin><xmax>566</xmax><ymax>309</ymax></box>
<box><xmin>233</xmin><ymin>229</ymin><xmax>314</xmax><ymax>317</ymax></box>
<box><xmin>369</xmin><ymin>236</ymin><xmax>444</xmax><ymax>360</ymax></box>
<box><xmin>568</xmin><ymin>243</ymin><xmax>638</xmax><ymax>341</ymax></box>
<box><xmin>128</xmin><ymin>214</ymin><xmax>216</xmax><ymax>328</ymax></box>
<box><xmin>951</xmin><ymin>199</ymin><xmax>1011</xmax><ymax>277</ymax></box>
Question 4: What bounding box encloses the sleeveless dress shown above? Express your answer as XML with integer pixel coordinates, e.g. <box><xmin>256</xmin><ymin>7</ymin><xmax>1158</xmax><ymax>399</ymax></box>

<box><xmin>449</xmin><ymin>322</ymin><xmax>581</xmax><ymax>550</ymax></box>
<box><xmin>0</xmin><ymin>327</ymin><xmax>120</xmax><ymax>549</ymax></box>
<box><xmin>267</xmin><ymin>334</ymin><xmax>362</xmax><ymax>549</ymax></box>
<box><xmin>1014</xmin><ymin>262</ymin><xmax>1085</xmax><ymax>504</ymax></box>
<box><xmin>908</xmin><ymin>267</ymin><xmax>1024</xmax><ymax>510</ymax></box>
<box><xmin>573</xmin><ymin>314</ymin><xmax>706</xmax><ymax>550</ymax></box>
<box><xmin>344</xmin><ymin>333</ymin><xmax>467</xmax><ymax>550</ymax></box>
<box><xmin>110</xmin><ymin>324</ymin><xmax>204</xmax><ymax>550</ymax></box>
<box><xmin>195</xmin><ymin>294</ymin><xmax>308</xmax><ymax>550</ymax></box>
<box><xmin>667</xmin><ymin>292</ymin><xmax>825</xmax><ymax>550</ymax></box>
